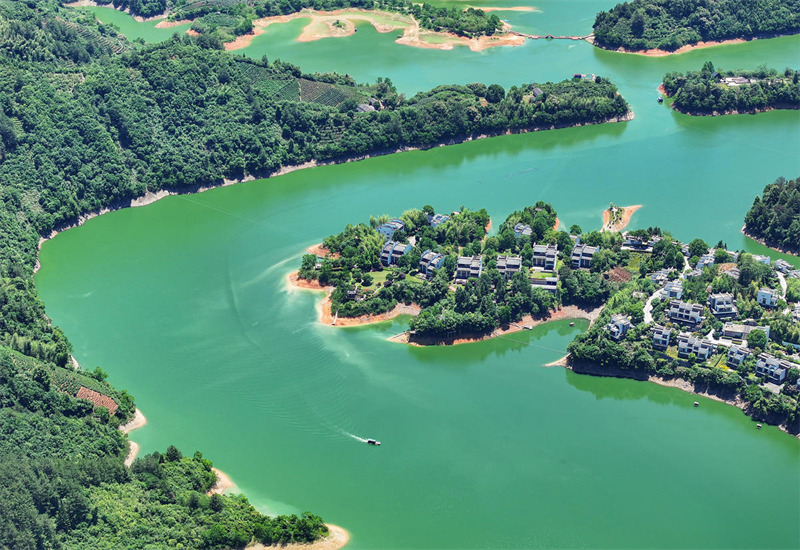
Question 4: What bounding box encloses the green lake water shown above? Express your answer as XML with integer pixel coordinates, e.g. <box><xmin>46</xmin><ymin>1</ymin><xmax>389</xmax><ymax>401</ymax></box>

<box><xmin>37</xmin><ymin>4</ymin><xmax>800</xmax><ymax>549</ymax></box>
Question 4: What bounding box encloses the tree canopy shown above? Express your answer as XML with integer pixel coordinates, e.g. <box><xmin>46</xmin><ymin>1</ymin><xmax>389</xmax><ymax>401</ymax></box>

<box><xmin>593</xmin><ymin>0</ymin><xmax>800</xmax><ymax>51</ymax></box>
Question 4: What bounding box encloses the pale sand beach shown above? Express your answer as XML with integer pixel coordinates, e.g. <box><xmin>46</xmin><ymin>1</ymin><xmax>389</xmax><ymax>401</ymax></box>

<box><xmin>247</xmin><ymin>524</ymin><xmax>349</xmax><ymax>550</ymax></box>
<box><xmin>120</xmin><ymin>409</ymin><xmax>147</xmax><ymax>466</ymax></box>
<box><xmin>602</xmin><ymin>204</ymin><xmax>642</xmax><ymax>232</ymax></box>
<box><xmin>208</xmin><ymin>467</ymin><xmax>237</xmax><ymax>495</ymax></box>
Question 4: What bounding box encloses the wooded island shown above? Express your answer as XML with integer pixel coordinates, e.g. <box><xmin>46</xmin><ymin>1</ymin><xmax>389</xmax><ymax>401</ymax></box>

<box><xmin>592</xmin><ymin>0</ymin><xmax>800</xmax><ymax>52</ymax></box>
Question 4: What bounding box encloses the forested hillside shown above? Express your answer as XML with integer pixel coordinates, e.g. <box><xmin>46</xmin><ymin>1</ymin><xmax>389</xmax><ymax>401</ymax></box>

<box><xmin>592</xmin><ymin>0</ymin><xmax>800</xmax><ymax>51</ymax></box>
<box><xmin>744</xmin><ymin>176</ymin><xmax>800</xmax><ymax>253</ymax></box>
<box><xmin>0</xmin><ymin>1</ymin><xmax>630</xmax><ymax>547</ymax></box>
<box><xmin>662</xmin><ymin>63</ymin><xmax>800</xmax><ymax>114</ymax></box>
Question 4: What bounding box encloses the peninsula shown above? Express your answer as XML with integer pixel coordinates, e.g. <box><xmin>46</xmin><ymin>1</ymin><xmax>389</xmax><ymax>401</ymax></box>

<box><xmin>662</xmin><ymin>63</ymin><xmax>800</xmax><ymax>115</ymax></box>
<box><xmin>293</xmin><ymin>200</ymin><xmax>800</xmax><ymax>435</ymax></box>
<box><xmin>591</xmin><ymin>0</ymin><xmax>800</xmax><ymax>54</ymax></box>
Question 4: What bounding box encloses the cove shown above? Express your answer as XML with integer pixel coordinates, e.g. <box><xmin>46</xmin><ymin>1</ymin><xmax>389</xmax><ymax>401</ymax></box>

<box><xmin>38</xmin><ymin>4</ymin><xmax>800</xmax><ymax>549</ymax></box>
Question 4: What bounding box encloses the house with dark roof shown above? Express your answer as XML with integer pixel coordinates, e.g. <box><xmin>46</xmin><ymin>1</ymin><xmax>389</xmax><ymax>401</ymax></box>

<box><xmin>757</xmin><ymin>288</ymin><xmax>778</xmax><ymax>308</ymax></box>
<box><xmin>756</xmin><ymin>353</ymin><xmax>797</xmax><ymax>384</ymax></box>
<box><xmin>428</xmin><ymin>213</ymin><xmax>450</xmax><ymax>228</ymax></box>
<box><xmin>605</xmin><ymin>314</ymin><xmax>632</xmax><ymax>341</ymax></box>
<box><xmin>377</xmin><ymin>219</ymin><xmax>405</xmax><ymax>242</ymax></box>
<box><xmin>513</xmin><ymin>223</ymin><xmax>532</xmax><ymax>238</ymax></box>
<box><xmin>419</xmin><ymin>250</ymin><xmax>445</xmax><ymax>276</ymax></box>
<box><xmin>532</xmin><ymin>243</ymin><xmax>557</xmax><ymax>271</ymax></box>
<box><xmin>455</xmin><ymin>256</ymin><xmax>483</xmax><ymax>284</ymax></box>
<box><xmin>651</xmin><ymin>269</ymin><xmax>673</xmax><ymax>286</ymax></box>
<box><xmin>381</xmin><ymin>241</ymin><xmax>411</xmax><ymax>267</ymax></box>
<box><xmin>497</xmin><ymin>256</ymin><xmax>522</xmax><ymax>279</ymax></box>
<box><xmin>774</xmin><ymin>259</ymin><xmax>792</xmax><ymax>273</ymax></box>
<box><xmin>708</xmin><ymin>293</ymin><xmax>738</xmax><ymax>319</ymax></box>
<box><xmin>727</xmin><ymin>345</ymin><xmax>751</xmax><ymax>368</ymax></box>
<box><xmin>722</xmin><ymin>323</ymin><xmax>769</xmax><ymax>342</ymax></box>
<box><xmin>661</xmin><ymin>280</ymin><xmax>683</xmax><ymax>300</ymax></box>
<box><xmin>677</xmin><ymin>333</ymin><xmax>717</xmax><ymax>360</ymax></box>
<box><xmin>793</xmin><ymin>304</ymin><xmax>800</xmax><ymax>324</ymax></box>
<box><xmin>697</xmin><ymin>254</ymin><xmax>715</xmax><ymax>270</ymax></box>
<box><xmin>571</xmin><ymin>244</ymin><xmax>597</xmax><ymax>269</ymax></box>
<box><xmin>531</xmin><ymin>87</ymin><xmax>544</xmax><ymax>98</ymax></box>
<box><xmin>685</xmin><ymin>268</ymin><xmax>703</xmax><ymax>280</ymax></box>
<box><xmin>667</xmin><ymin>300</ymin><xmax>704</xmax><ymax>326</ymax></box>
<box><xmin>530</xmin><ymin>276</ymin><xmax>558</xmax><ymax>294</ymax></box>
<box><xmin>651</xmin><ymin>324</ymin><xmax>671</xmax><ymax>349</ymax></box>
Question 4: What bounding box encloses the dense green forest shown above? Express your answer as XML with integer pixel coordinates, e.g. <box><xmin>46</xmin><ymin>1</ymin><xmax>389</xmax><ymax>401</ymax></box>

<box><xmin>0</xmin><ymin>1</ymin><xmax>631</xmax><ymax>546</ymax></box>
<box><xmin>298</xmin><ymin>202</ymin><xmax>624</xmax><ymax>337</ymax></box>
<box><xmin>592</xmin><ymin>0</ymin><xmax>800</xmax><ymax>51</ymax></box>
<box><xmin>662</xmin><ymin>63</ymin><xmax>800</xmax><ymax>114</ymax></box>
<box><xmin>744</xmin><ymin>176</ymin><xmax>800</xmax><ymax>253</ymax></box>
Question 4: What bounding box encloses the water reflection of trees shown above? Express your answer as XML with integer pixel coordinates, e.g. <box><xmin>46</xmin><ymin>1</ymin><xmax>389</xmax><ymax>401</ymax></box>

<box><xmin>564</xmin><ymin>368</ymin><xmax>693</xmax><ymax>409</ymax></box>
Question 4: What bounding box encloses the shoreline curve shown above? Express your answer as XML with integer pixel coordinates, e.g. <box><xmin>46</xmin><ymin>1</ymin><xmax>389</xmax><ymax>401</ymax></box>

<box><xmin>33</xmin><ymin>111</ymin><xmax>634</xmax><ymax>274</ymax></box>
<box><xmin>120</xmin><ymin>408</ymin><xmax>147</xmax><ymax>466</ymax></box>
<box><xmin>247</xmin><ymin>523</ymin><xmax>349</xmax><ymax>550</ymax></box>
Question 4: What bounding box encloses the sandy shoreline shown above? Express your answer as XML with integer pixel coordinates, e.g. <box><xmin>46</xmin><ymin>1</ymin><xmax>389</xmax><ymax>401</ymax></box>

<box><xmin>120</xmin><ymin>409</ymin><xmax>147</xmax><ymax>466</ymax></box>
<box><xmin>248</xmin><ymin>524</ymin><xmax>349</xmax><ymax>550</ymax></box>
<box><xmin>207</xmin><ymin>467</ymin><xmax>237</xmax><ymax>495</ymax></box>
<box><xmin>602</xmin><ymin>204</ymin><xmax>642</xmax><ymax>232</ymax></box>
<box><xmin>391</xmin><ymin>304</ymin><xmax>603</xmax><ymax>346</ymax></box>
<box><xmin>606</xmin><ymin>38</ymin><xmax>747</xmax><ymax>56</ymax></box>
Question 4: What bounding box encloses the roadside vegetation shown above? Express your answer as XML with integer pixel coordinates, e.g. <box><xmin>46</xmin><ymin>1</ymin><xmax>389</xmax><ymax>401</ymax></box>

<box><xmin>662</xmin><ymin>63</ymin><xmax>800</xmax><ymax>114</ymax></box>
<box><xmin>592</xmin><ymin>0</ymin><xmax>800</xmax><ymax>51</ymax></box>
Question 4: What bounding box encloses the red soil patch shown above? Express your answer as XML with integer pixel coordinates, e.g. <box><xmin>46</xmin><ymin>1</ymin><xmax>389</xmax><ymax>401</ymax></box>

<box><xmin>76</xmin><ymin>386</ymin><xmax>118</xmax><ymax>415</ymax></box>
<box><xmin>606</xmin><ymin>266</ymin><xmax>633</xmax><ymax>283</ymax></box>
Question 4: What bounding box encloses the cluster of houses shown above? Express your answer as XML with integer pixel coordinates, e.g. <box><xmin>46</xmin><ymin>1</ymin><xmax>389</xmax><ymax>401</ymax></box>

<box><xmin>600</xmin><ymin>237</ymin><xmax>800</xmax><ymax>389</ymax></box>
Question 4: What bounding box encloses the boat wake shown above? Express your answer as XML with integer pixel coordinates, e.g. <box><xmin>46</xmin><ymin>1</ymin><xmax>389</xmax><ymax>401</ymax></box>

<box><xmin>340</xmin><ymin>430</ymin><xmax>368</xmax><ymax>443</ymax></box>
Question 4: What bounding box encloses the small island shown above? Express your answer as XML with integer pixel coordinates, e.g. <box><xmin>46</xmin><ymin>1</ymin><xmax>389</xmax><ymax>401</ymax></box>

<box><xmin>591</xmin><ymin>0</ymin><xmax>800</xmax><ymax>54</ymax></box>
<box><xmin>662</xmin><ymin>63</ymin><xmax>800</xmax><ymax>115</ymax></box>
<box><xmin>292</xmin><ymin>202</ymin><xmax>627</xmax><ymax>344</ymax></box>
<box><xmin>294</xmin><ymin>202</ymin><xmax>800</xmax><ymax>435</ymax></box>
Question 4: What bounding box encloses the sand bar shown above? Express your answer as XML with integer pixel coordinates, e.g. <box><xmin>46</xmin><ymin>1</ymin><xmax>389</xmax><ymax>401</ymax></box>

<box><xmin>248</xmin><ymin>524</ymin><xmax>349</xmax><ymax>550</ymax></box>
<box><xmin>601</xmin><ymin>204</ymin><xmax>642</xmax><ymax>232</ymax></box>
